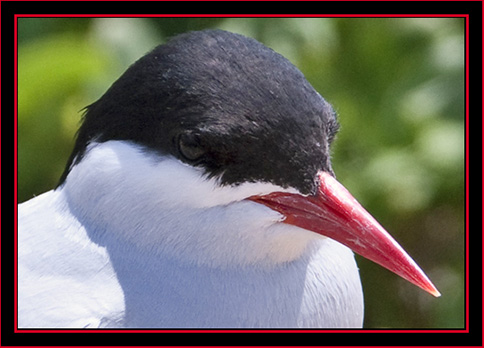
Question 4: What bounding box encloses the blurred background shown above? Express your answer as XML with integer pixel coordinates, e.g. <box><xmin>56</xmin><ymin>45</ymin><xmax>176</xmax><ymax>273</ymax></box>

<box><xmin>17</xmin><ymin>17</ymin><xmax>465</xmax><ymax>329</ymax></box>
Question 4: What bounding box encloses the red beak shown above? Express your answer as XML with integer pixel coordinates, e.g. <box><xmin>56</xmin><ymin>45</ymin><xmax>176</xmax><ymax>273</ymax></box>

<box><xmin>248</xmin><ymin>171</ymin><xmax>440</xmax><ymax>297</ymax></box>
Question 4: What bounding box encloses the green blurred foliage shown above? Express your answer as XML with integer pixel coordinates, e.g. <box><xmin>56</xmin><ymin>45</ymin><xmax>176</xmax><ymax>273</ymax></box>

<box><xmin>17</xmin><ymin>17</ymin><xmax>465</xmax><ymax>329</ymax></box>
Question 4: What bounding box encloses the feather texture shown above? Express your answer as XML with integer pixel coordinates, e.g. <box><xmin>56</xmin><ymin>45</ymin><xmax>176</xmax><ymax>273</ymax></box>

<box><xmin>18</xmin><ymin>141</ymin><xmax>363</xmax><ymax>328</ymax></box>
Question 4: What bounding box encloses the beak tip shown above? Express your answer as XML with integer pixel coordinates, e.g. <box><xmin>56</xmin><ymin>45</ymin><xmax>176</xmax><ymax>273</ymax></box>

<box><xmin>429</xmin><ymin>286</ymin><xmax>441</xmax><ymax>298</ymax></box>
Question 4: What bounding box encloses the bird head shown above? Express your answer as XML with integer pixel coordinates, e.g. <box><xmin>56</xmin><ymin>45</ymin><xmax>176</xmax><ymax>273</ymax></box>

<box><xmin>60</xmin><ymin>29</ymin><xmax>439</xmax><ymax>297</ymax></box>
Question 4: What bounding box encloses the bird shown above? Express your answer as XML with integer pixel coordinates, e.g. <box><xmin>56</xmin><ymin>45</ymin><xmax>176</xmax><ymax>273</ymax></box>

<box><xmin>17</xmin><ymin>29</ymin><xmax>440</xmax><ymax>329</ymax></box>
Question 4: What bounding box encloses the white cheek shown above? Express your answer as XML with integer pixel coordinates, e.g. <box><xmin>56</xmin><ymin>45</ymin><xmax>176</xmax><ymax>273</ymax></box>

<box><xmin>63</xmin><ymin>140</ymin><xmax>314</xmax><ymax>267</ymax></box>
<box><xmin>141</xmin><ymin>156</ymin><xmax>299</xmax><ymax>210</ymax></box>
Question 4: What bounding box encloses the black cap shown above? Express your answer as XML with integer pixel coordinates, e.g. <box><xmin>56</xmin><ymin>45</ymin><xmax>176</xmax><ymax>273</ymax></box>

<box><xmin>58</xmin><ymin>29</ymin><xmax>339</xmax><ymax>195</ymax></box>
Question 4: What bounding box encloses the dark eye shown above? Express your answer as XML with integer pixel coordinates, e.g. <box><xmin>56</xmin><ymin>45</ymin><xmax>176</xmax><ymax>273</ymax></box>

<box><xmin>178</xmin><ymin>132</ymin><xmax>206</xmax><ymax>161</ymax></box>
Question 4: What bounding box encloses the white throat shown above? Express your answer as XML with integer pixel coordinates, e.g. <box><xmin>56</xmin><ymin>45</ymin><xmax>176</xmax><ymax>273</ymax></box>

<box><xmin>62</xmin><ymin>140</ymin><xmax>320</xmax><ymax>268</ymax></box>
